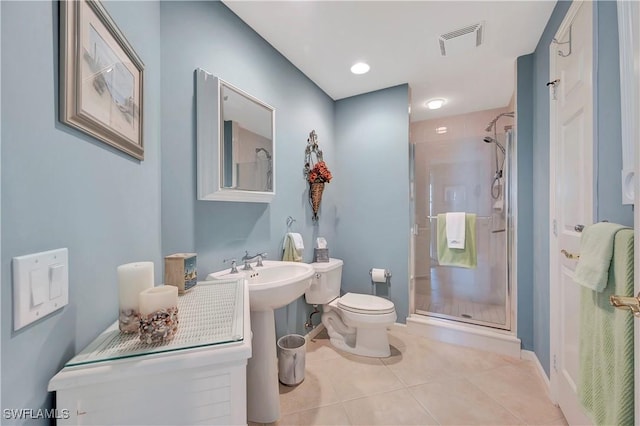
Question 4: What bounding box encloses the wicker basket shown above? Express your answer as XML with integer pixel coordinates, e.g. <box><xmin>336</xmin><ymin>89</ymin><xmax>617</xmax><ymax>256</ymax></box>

<box><xmin>309</xmin><ymin>181</ymin><xmax>325</xmax><ymax>221</ymax></box>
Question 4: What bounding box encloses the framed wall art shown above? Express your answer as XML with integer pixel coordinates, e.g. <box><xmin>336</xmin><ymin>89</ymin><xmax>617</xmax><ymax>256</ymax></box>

<box><xmin>60</xmin><ymin>0</ymin><xmax>144</xmax><ymax>160</ymax></box>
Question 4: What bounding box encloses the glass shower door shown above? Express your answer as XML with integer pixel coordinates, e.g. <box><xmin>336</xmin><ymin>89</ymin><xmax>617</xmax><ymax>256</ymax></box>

<box><xmin>413</xmin><ymin>131</ymin><xmax>511</xmax><ymax>330</ymax></box>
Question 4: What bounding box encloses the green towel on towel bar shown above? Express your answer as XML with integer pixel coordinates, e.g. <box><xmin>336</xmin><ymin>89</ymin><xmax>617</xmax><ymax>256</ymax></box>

<box><xmin>578</xmin><ymin>228</ymin><xmax>635</xmax><ymax>426</ymax></box>
<box><xmin>574</xmin><ymin>222</ymin><xmax>629</xmax><ymax>292</ymax></box>
<box><xmin>436</xmin><ymin>213</ymin><xmax>477</xmax><ymax>269</ymax></box>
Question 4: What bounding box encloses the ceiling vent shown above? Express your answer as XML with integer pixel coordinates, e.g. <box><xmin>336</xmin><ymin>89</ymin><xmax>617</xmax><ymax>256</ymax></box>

<box><xmin>439</xmin><ymin>22</ymin><xmax>484</xmax><ymax>56</ymax></box>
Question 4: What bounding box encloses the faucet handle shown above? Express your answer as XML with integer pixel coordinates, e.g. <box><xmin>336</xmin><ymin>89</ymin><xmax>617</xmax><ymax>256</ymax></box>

<box><xmin>242</xmin><ymin>260</ymin><xmax>253</xmax><ymax>271</ymax></box>
<box><xmin>256</xmin><ymin>253</ymin><xmax>267</xmax><ymax>267</ymax></box>
<box><xmin>223</xmin><ymin>258</ymin><xmax>238</xmax><ymax>274</ymax></box>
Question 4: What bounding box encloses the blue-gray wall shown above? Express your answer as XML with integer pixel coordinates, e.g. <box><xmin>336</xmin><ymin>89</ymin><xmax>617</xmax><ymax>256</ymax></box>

<box><xmin>2</xmin><ymin>3</ymin><xmax>412</xmax><ymax>416</ymax></box>
<box><xmin>1</xmin><ymin>0</ymin><xmax>162</xmax><ymax>418</ymax></box>
<box><xmin>159</xmin><ymin>1</ymin><xmax>337</xmax><ymax>338</ymax></box>
<box><xmin>524</xmin><ymin>0</ymin><xmax>633</xmax><ymax>377</ymax></box>
<box><xmin>334</xmin><ymin>86</ymin><xmax>411</xmax><ymax>322</ymax></box>
<box><xmin>516</xmin><ymin>54</ymin><xmax>535</xmax><ymax>352</ymax></box>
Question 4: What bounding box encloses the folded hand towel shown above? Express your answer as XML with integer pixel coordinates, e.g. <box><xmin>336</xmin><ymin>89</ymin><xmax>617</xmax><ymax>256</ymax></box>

<box><xmin>445</xmin><ymin>212</ymin><xmax>466</xmax><ymax>249</ymax></box>
<box><xmin>290</xmin><ymin>233</ymin><xmax>304</xmax><ymax>250</ymax></box>
<box><xmin>578</xmin><ymin>228</ymin><xmax>634</xmax><ymax>425</ymax></box>
<box><xmin>282</xmin><ymin>233</ymin><xmax>303</xmax><ymax>262</ymax></box>
<box><xmin>437</xmin><ymin>213</ymin><xmax>477</xmax><ymax>269</ymax></box>
<box><xmin>574</xmin><ymin>222</ymin><xmax>630</xmax><ymax>292</ymax></box>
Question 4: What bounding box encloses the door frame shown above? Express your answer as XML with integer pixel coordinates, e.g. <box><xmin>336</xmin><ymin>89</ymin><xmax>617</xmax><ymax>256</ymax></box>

<box><xmin>548</xmin><ymin>0</ymin><xmax>597</xmax><ymax>406</ymax></box>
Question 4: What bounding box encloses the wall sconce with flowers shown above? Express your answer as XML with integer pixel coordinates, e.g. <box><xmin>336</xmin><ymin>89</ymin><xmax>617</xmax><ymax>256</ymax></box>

<box><xmin>304</xmin><ymin>130</ymin><xmax>332</xmax><ymax>222</ymax></box>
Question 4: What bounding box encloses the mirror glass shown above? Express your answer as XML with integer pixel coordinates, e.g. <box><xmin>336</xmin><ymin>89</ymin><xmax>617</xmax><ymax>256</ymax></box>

<box><xmin>221</xmin><ymin>83</ymin><xmax>274</xmax><ymax>192</ymax></box>
<box><xmin>196</xmin><ymin>69</ymin><xmax>275</xmax><ymax>203</ymax></box>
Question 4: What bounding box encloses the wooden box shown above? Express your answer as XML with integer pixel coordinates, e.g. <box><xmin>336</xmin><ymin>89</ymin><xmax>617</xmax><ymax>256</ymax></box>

<box><xmin>165</xmin><ymin>253</ymin><xmax>197</xmax><ymax>294</ymax></box>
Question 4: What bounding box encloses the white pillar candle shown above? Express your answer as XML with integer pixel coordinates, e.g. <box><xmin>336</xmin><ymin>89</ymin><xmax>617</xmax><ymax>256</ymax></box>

<box><xmin>118</xmin><ymin>262</ymin><xmax>154</xmax><ymax>311</ymax></box>
<box><xmin>139</xmin><ymin>285</ymin><xmax>178</xmax><ymax>315</ymax></box>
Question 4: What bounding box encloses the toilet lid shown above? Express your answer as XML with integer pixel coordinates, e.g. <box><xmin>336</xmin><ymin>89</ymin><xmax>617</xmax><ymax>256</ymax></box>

<box><xmin>338</xmin><ymin>293</ymin><xmax>395</xmax><ymax>314</ymax></box>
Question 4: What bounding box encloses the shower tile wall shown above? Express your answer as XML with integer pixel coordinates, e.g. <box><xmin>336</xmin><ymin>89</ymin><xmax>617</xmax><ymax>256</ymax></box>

<box><xmin>411</xmin><ymin>107</ymin><xmax>513</xmax><ymax>327</ymax></box>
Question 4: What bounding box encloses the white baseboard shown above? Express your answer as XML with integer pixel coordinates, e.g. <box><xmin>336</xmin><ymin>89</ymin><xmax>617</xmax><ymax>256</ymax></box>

<box><xmin>406</xmin><ymin>315</ymin><xmax>522</xmax><ymax>358</ymax></box>
<box><xmin>520</xmin><ymin>349</ymin><xmax>551</xmax><ymax>396</ymax></box>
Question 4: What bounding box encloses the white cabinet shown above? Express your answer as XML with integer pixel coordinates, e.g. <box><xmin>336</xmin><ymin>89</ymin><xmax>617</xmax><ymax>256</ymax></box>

<box><xmin>48</xmin><ymin>280</ymin><xmax>251</xmax><ymax>425</ymax></box>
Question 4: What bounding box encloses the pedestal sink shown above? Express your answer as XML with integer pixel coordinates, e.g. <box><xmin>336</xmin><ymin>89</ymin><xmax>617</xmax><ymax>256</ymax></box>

<box><xmin>207</xmin><ymin>261</ymin><xmax>313</xmax><ymax>423</ymax></box>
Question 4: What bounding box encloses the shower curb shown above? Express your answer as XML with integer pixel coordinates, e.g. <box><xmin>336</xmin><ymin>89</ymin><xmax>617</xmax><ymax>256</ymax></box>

<box><xmin>405</xmin><ymin>314</ymin><xmax>521</xmax><ymax>358</ymax></box>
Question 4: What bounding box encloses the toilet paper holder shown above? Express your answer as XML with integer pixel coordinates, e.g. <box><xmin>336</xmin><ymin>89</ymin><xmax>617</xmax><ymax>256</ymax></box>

<box><xmin>369</xmin><ymin>268</ymin><xmax>392</xmax><ymax>286</ymax></box>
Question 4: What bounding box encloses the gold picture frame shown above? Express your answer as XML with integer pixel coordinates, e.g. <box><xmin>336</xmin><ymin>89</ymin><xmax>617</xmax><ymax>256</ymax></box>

<box><xmin>60</xmin><ymin>0</ymin><xmax>144</xmax><ymax>160</ymax></box>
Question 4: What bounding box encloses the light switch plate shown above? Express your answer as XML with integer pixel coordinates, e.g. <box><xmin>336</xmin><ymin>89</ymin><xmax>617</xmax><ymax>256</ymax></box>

<box><xmin>13</xmin><ymin>248</ymin><xmax>69</xmax><ymax>330</ymax></box>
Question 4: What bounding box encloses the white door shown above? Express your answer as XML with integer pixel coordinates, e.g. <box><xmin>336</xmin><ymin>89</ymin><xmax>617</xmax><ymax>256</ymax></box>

<box><xmin>549</xmin><ymin>1</ymin><xmax>594</xmax><ymax>424</ymax></box>
<box><xmin>618</xmin><ymin>0</ymin><xmax>640</xmax><ymax>420</ymax></box>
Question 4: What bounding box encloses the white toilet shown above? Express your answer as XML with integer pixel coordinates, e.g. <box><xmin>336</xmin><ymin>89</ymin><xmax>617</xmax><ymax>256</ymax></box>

<box><xmin>306</xmin><ymin>258</ymin><xmax>396</xmax><ymax>357</ymax></box>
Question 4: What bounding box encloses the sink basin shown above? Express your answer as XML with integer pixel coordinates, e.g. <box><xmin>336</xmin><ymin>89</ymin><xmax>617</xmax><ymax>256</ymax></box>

<box><xmin>207</xmin><ymin>260</ymin><xmax>314</xmax><ymax>311</ymax></box>
<box><xmin>207</xmin><ymin>260</ymin><xmax>314</xmax><ymax>422</ymax></box>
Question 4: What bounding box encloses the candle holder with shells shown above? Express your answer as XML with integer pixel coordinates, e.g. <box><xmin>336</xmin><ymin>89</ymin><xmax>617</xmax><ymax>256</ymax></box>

<box><xmin>138</xmin><ymin>286</ymin><xmax>179</xmax><ymax>344</ymax></box>
<box><xmin>139</xmin><ymin>306</ymin><xmax>179</xmax><ymax>344</ymax></box>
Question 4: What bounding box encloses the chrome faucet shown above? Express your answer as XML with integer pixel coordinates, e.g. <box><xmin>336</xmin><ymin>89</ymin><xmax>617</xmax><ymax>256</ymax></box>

<box><xmin>241</xmin><ymin>251</ymin><xmax>267</xmax><ymax>269</ymax></box>
<box><xmin>223</xmin><ymin>258</ymin><xmax>238</xmax><ymax>274</ymax></box>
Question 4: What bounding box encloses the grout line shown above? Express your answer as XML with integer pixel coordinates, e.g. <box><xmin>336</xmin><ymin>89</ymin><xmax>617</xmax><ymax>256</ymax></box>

<box><xmin>405</xmin><ymin>383</ymin><xmax>442</xmax><ymax>425</ymax></box>
<box><xmin>337</xmin><ymin>400</ymin><xmax>354</xmax><ymax>425</ymax></box>
<box><xmin>464</xmin><ymin>371</ymin><xmax>530</xmax><ymax>424</ymax></box>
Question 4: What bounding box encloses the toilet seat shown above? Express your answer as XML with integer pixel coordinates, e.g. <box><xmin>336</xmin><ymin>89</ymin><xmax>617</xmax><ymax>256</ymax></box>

<box><xmin>337</xmin><ymin>293</ymin><xmax>395</xmax><ymax>315</ymax></box>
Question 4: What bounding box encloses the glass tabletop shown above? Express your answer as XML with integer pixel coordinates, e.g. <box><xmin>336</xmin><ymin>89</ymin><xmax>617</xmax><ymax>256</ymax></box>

<box><xmin>65</xmin><ymin>279</ymin><xmax>245</xmax><ymax>367</ymax></box>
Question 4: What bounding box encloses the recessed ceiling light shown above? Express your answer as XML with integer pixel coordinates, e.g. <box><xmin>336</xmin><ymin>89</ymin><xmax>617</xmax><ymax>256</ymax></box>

<box><xmin>350</xmin><ymin>62</ymin><xmax>370</xmax><ymax>75</ymax></box>
<box><xmin>435</xmin><ymin>126</ymin><xmax>448</xmax><ymax>134</ymax></box>
<box><xmin>426</xmin><ymin>98</ymin><xmax>446</xmax><ymax>110</ymax></box>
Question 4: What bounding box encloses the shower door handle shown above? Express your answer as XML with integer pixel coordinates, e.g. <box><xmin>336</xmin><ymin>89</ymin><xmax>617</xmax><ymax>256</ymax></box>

<box><xmin>574</xmin><ymin>224</ymin><xmax>584</xmax><ymax>233</ymax></box>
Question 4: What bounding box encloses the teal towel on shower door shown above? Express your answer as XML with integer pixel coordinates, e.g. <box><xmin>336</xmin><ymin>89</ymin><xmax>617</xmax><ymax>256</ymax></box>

<box><xmin>578</xmin><ymin>228</ymin><xmax>635</xmax><ymax>426</ymax></box>
<box><xmin>436</xmin><ymin>213</ymin><xmax>477</xmax><ymax>269</ymax></box>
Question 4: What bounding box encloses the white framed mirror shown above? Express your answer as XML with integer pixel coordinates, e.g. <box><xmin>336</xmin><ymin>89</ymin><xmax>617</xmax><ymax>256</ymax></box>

<box><xmin>196</xmin><ymin>68</ymin><xmax>275</xmax><ymax>202</ymax></box>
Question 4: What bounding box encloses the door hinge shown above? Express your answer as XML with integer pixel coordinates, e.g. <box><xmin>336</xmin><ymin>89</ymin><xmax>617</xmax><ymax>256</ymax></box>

<box><xmin>553</xmin><ymin>219</ymin><xmax>558</xmax><ymax>237</ymax></box>
<box><xmin>553</xmin><ymin>354</ymin><xmax>558</xmax><ymax>372</ymax></box>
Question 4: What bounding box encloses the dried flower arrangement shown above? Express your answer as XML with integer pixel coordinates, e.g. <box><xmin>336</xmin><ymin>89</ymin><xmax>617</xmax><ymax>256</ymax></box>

<box><xmin>307</xmin><ymin>161</ymin><xmax>332</xmax><ymax>184</ymax></box>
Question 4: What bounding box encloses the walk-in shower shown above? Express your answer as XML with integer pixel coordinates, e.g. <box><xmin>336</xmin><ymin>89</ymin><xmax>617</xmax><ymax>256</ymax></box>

<box><xmin>412</xmin><ymin>110</ymin><xmax>514</xmax><ymax>330</ymax></box>
<box><xmin>255</xmin><ymin>147</ymin><xmax>273</xmax><ymax>191</ymax></box>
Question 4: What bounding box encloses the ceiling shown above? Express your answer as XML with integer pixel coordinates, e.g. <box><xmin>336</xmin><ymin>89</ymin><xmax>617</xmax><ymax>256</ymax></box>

<box><xmin>223</xmin><ymin>1</ymin><xmax>556</xmax><ymax>122</ymax></box>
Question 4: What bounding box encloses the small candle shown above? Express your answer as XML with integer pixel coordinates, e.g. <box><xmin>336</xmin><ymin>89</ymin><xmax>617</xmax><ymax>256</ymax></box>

<box><xmin>117</xmin><ymin>262</ymin><xmax>154</xmax><ymax>333</ymax></box>
<box><xmin>139</xmin><ymin>285</ymin><xmax>178</xmax><ymax>315</ymax></box>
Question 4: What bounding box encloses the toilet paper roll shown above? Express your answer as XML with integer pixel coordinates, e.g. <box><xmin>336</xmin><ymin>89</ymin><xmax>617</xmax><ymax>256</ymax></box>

<box><xmin>371</xmin><ymin>268</ymin><xmax>388</xmax><ymax>283</ymax></box>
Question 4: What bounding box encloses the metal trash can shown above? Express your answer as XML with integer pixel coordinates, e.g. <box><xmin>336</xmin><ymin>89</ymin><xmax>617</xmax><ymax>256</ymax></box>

<box><xmin>277</xmin><ymin>334</ymin><xmax>306</xmax><ymax>386</ymax></box>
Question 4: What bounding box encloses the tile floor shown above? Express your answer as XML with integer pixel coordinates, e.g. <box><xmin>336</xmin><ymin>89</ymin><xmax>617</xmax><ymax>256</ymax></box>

<box><xmin>250</xmin><ymin>327</ymin><xmax>567</xmax><ymax>426</ymax></box>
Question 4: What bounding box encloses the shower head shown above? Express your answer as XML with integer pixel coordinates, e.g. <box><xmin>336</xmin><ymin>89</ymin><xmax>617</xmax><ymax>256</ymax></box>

<box><xmin>482</xmin><ymin>136</ymin><xmax>506</xmax><ymax>154</ymax></box>
<box><xmin>255</xmin><ymin>147</ymin><xmax>272</xmax><ymax>159</ymax></box>
<box><xmin>485</xmin><ymin>111</ymin><xmax>515</xmax><ymax>132</ymax></box>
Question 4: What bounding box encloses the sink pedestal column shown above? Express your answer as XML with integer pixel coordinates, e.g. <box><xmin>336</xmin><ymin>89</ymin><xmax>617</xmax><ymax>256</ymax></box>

<box><xmin>247</xmin><ymin>309</ymin><xmax>280</xmax><ymax>423</ymax></box>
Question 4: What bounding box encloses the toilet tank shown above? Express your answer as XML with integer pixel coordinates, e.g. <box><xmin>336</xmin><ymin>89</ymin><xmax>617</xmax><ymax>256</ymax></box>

<box><xmin>305</xmin><ymin>258</ymin><xmax>343</xmax><ymax>305</ymax></box>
